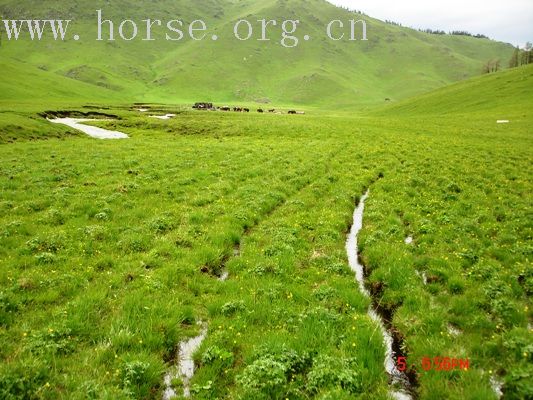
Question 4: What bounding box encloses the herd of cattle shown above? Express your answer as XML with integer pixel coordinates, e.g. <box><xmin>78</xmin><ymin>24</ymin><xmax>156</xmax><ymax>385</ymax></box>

<box><xmin>193</xmin><ymin>102</ymin><xmax>304</xmax><ymax>115</ymax></box>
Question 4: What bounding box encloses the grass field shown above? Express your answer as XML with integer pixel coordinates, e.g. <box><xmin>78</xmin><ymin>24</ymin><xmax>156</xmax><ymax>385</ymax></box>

<box><xmin>0</xmin><ymin>65</ymin><xmax>532</xmax><ymax>399</ymax></box>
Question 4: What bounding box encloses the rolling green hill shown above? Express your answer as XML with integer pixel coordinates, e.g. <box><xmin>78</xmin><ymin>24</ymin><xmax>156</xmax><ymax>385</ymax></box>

<box><xmin>376</xmin><ymin>64</ymin><xmax>533</xmax><ymax>117</ymax></box>
<box><xmin>0</xmin><ymin>0</ymin><xmax>515</xmax><ymax>107</ymax></box>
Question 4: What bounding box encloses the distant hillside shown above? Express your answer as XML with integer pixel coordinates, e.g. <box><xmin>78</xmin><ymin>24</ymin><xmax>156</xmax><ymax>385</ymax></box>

<box><xmin>0</xmin><ymin>0</ymin><xmax>515</xmax><ymax>107</ymax></box>
<box><xmin>374</xmin><ymin>64</ymin><xmax>533</xmax><ymax>117</ymax></box>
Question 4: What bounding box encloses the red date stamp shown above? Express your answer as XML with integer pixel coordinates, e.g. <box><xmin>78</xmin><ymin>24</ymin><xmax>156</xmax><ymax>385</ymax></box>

<box><xmin>397</xmin><ymin>356</ymin><xmax>470</xmax><ymax>372</ymax></box>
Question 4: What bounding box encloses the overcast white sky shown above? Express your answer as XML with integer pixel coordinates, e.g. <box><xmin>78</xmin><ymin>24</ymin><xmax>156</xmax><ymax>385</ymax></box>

<box><xmin>327</xmin><ymin>0</ymin><xmax>533</xmax><ymax>47</ymax></box>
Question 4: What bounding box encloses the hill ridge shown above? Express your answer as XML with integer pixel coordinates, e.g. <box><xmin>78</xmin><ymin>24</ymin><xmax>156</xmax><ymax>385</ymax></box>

<box><xmin>0</xmin><ymin>0</ymin><xmax>515</xmax><ymax>107</ymax></box>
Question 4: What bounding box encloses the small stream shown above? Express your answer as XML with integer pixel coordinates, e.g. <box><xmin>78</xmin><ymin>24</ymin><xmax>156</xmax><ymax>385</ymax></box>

<box><xmin>346</xmin><ymin>191</ymin><xmax>414</xmax><ymax>400</ymax></box>
<box><xmin>163</xmin><ymin>323</ymin><xmax>208</xmax><ymax>399</ymax></box>
<box><xmin>490</xmin><ymin>375</ymin><xmax>504</xmax><ymax>398</ymax></box>
<box><xmin>163</xmin><ymin>242</ymin><xmax>238</xmax><ymax>397</ymax></box>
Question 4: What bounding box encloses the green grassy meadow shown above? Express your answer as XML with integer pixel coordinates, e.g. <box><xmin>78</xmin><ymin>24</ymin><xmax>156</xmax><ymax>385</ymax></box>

<box><xmin>0</xmin><ymin>0</ymin><xmax>532</xmax><ymax>396</ymax></box>
<box><xmin>0</xmin><ymin>64</ymin><xmax>532</xmax><ymax>399</ymax></box>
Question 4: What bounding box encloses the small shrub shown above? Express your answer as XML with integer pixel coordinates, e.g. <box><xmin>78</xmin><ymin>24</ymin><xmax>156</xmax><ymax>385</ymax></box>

<box><xmin>248</xmin><ymin>262</ymin><xmax>281</xmax><ymax>276</ymax></box>
<box><xmin>313</xmin><ymin>286</ymin><xmax>336</xmax><ymax>301</ymax></box>
<box><xmin>94</xmin><ymin>212</ymin><xmax>109</xmax><ymax>221</ymax></box>
<box><xmin>201</xmin><ymin>346</ymin><xmax>234</xmax><ymax>366</ymax></box>
<box><xmin>191</xmin><ymin>380</ymin><xmax>213</xmax><ymax>395</ymax></box>
<box><xmin>0</xmin><ymin>365</ymin><xmax>48</xmax><ymax>399</ymax></box>
<box><xmin>221</xmin><ymin>300</ymin><xmax>246</xmax><ymax>316</ymax></box>
<box><xmin>149</xmin><ymin>216</ymin><xmax>175</xmax><ymax>234</ymax></box>
<box><xmin>307</xmin><ymin>355</ymin><xmax>361</xmax><ymax>394</ymax></box>
<box><xmin>237</xmin><ymin>356</ymin><xmax>287</xmax><ymax>397</ymax></box>
<box><xmin>121</xmin><ymin>361</ymin><xmax>150</xmax><ymax>388</ymax></box>
<box><xmin>119</xmin><ymin>235</ymin><xmax>150</xmax><ymax>253</ymax></box>
<box><xmin>35</xmin><ymin>252</ymin><xmax>55</xmax><ymax>265</ymax></box>
<box><xmin>95</xmin><ymin>256</ymin><xmax>114</xmax><ymax>271</ymax></box>
<box><xmin>26</xmin><ymin>327</ymin><xmax>75</xmax><ymax>355</ymax></box>
<box><xmin>264</xmin><ymin>243</ymin><xmax>295</xmax><ymax>257</ymax></box>
<box><xmin>46</xmin><ymin>209</ymin><xmax>65</xmax><ymax>225</ymax></box>
<box><xmin>26</xmin><ymin>236</ymin><xmax>63</xmax><ymax>254</ymax></box>
<box><xmin>119</xmin><ymin>359</ymin><xmax>162</xmax><ymax>398</ymax></box>
<box><xmin>83</xmin><ymin>225</ymin><xmax>107</xmax><ymax>241</ymax></box>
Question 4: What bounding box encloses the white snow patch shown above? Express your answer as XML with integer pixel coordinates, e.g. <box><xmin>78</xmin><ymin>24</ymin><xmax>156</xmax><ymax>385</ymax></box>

<box><xmin>49</xmin><ymin>118</ymin><xmax>128</xmax><ymax>139</ymax></box>
<box><xmin>150</xmin><ymin>114</ymin><xmax>176</xmax><ymax>120</ymax></box>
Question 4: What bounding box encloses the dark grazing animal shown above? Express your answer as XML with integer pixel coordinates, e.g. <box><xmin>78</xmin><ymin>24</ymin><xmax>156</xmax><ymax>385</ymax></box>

<box><xmin>257</xmin><ymin>109</ymin><xmax>264</xmax><ymax>113</ymax></box>
<box><xmin>243</xmin><ymin>108</ymin><xmax>250</xmax><ymax>112</ymax></box>
<box><xmin>193</xmin><ymin>102</ymin><xmax>213</xmax><ymax>110</ymax></box>
<box><xmin>288</xmin><ymin>110</ymin><xmax>297</xmax><ymax>114</ymax></box>
<box><xmin>268</xmin><ymin>109</ymin><xmax>275</xmax><ymax>113</ymax></box>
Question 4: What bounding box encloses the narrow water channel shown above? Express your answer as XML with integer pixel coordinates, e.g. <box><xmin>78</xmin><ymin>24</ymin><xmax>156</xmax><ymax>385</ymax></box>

<box><xmin>163</xmin><ymin>323</ymin><xmax>208</xmax><ymax>399</ymax></box>
<box><xmin>346</xmin><ymin>191</ymin><xmax>414</xmax><ymax>400</ymax></box>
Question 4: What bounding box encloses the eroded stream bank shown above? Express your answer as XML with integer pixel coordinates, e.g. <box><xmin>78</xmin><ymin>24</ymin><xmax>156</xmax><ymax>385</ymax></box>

<box><xmin>346</xmin><ymin>190</ymin><xmax>417</xmax><ymax>400</ymax></box>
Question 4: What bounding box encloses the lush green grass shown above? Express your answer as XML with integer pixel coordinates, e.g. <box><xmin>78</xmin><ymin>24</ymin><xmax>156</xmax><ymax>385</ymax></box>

<box><xmin>0</xmin><ymin>44</ymin><xmax>532</xmax><ymax>400</ymax></box>
<box><xmin>1</xmin><ymin>107</ymin><xmax>531</xmax><ymax>399</ymax></box>
<box><xmin>359</xmin><ymin>116</ymin><xmax>531</xmax><ymax>399</ymax></box>
<box><xmin>0</xmin><ymin>0</ymin><xmax>514</xmax><ymax>107</ymax></box>
<box><xmin>0</xmin><ymin>113</ymin><xmax>392</xmax><ymax>399</ymax></box>
<box><xmin>375</xmin><ymin>64</ymin><xmax>533</xmax><ymax>117</ymax></box>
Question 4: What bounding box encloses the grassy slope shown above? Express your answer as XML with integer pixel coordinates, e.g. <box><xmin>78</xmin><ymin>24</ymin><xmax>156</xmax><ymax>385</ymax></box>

<box><xmin>0</xmin><ymin>60</ymin><xmax>120</xmax><ymax>102</ymax></box>
<box><xmin>376</xmin><ymin>64</ymin><xmax>533</xmax><ymax>117</ymax></box>
<box><xmin>0</xmin><ymin>58</ymin><xmax>125</xmax><ymax>143</ymax></box>
<box><xmin>0</xmin><ymin>0</ymin><xmax>514</xmax><ymax>107</ymax></box>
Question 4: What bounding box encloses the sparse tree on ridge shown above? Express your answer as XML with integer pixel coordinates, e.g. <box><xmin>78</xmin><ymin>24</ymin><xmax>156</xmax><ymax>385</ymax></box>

<box><xmin>522</xmin><ymin>42</ymin><xmax>532</xmax><ymax>65</ymax></box>
<box><xmin>483</xmin><ymin>59</ymin><xmax>501</xmax><ymax>74</ymax></box>
<box><xmin>509</xmin><ymin>47</ymin><xmax>520</xmax><ymax>68</ymax></box>
<box><xmin>510</xmin><ymin>42</ymin><xmax>532</xmax><ymax>68</ymax></box>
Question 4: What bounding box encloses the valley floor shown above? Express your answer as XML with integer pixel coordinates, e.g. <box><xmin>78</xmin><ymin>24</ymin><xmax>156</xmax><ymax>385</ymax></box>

<box><xmin>0</xmin><ymin>108</ymin><xmax>531</xmax><ymax>399</ymax></box>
